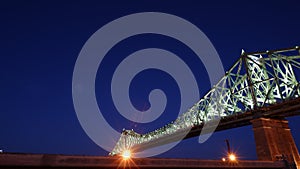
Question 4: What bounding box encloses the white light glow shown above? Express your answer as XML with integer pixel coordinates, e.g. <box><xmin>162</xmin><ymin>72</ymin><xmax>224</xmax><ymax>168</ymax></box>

<box><xmin>122</xmin><ymin>150</ymin><xmax>131</xmax><ymax>160</ymax></box>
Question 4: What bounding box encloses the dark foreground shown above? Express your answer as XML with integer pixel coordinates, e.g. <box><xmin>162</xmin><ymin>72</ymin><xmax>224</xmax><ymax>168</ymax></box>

<box><xmin>0</xmin><ymin>153</ymin><xmax>289</xmax><ymax>168</ymax></box>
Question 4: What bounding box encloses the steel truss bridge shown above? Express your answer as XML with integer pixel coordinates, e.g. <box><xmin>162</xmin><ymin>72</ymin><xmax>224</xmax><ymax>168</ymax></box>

<box><xmin>110</xmin><ymin>46</ymin><xmax>300</xmax><ymax>156</ymax></box>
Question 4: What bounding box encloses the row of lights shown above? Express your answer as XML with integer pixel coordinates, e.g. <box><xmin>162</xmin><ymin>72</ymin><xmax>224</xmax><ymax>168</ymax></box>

<box><xmin>121</xmin><ymin>149</ymin><xmax>237</xmax><ymax>163</ymax></box>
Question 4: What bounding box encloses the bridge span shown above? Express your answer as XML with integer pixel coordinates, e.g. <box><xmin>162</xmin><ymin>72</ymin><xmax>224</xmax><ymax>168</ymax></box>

<box><xmin>110</xmin><ymin>46</ymin><xmax>300</xmax><ymax>168</ymax></box>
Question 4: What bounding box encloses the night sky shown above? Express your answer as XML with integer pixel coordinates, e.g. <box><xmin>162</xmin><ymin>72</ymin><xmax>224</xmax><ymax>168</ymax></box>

<box><xmin>0</xmin><ymin>0</ymin><xmax>300</xmax><ymax>160</ymax></box>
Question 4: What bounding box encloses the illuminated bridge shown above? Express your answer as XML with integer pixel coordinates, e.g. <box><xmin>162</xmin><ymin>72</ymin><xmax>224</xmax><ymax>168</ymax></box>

<box><xmin>110</xmin><ymin>46</ymin><xmax>300</xmax><ymax>167</ymax></box>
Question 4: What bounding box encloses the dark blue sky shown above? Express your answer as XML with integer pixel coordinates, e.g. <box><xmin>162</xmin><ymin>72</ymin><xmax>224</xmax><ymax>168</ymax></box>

<box><xmin>0</xmin><ymin>0</ymin><xmax>299</xmax><ymax>160</ymax></box>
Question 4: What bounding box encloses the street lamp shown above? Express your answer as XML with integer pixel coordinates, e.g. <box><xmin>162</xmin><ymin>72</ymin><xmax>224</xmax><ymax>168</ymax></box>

<box><xmin>229</xmin><ymin>153</ymin><xmax>236</xmax><ymax>161</ymax></box>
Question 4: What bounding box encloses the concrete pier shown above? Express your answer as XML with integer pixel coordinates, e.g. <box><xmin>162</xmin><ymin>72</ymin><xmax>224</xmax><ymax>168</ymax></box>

<box><xmin>252</xmin><ymin>118</ymin><xmax>300</xmax><ymax>168</ymax></box>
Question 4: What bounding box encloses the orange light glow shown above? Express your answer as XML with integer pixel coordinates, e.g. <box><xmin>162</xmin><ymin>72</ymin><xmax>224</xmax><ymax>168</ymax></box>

<box><xmin>229</xmin><ymin>153</ymin><xmax>236</xmax><ymax>161</ymax></box>
<box><xmin>121</xmin><ymin>150</ymin><xmax>131</xmax><ymax>160</ymax></box>
<box><xmin>116</xmin><ymin>150</ymin><xmax>138</xmax><ymax>169</ymax></box>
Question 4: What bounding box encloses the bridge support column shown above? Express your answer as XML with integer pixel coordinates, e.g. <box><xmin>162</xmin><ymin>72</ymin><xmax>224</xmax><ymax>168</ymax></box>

<box><xmin>251</xmin><ymin>118</ymin><xmax>300</xmax><ymax>168</ymax></box>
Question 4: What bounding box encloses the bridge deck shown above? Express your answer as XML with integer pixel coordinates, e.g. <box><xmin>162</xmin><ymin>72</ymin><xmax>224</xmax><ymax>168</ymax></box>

<box><xmin>131</xmin><ymin>97</ymin><xmax>300</xmax><ymax>152</ymax></box>
<box><xmin>187</xmin><ymin>96</ymin><xmax>300</xmax><ymax>138</ymax></box>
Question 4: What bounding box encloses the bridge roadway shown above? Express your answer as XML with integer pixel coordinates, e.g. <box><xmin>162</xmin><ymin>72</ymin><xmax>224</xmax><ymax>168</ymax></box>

<box><xmin>132</xmin><ymin>97</ymin><xmax>300</xmax><ymax>152</ymax></box>
<box><xmin>0</xmin><ymin>153</ymin><xmax>289</xmax><ymax>169</ymax></box>
<box><xmin>187</xmin><ymin>96</ymin><xmax>300</xmax><ymax>138</ymax></box>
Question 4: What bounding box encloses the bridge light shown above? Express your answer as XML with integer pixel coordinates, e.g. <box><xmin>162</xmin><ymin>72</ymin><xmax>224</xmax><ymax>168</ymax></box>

<box><xmin>121</xmin><ymin>150</ymin><xmax>131</xmax><ymax>160</ymax></box>
<box><xmin>222</xmin><ymin>157</ymin><xmax>226</xmax><ymax>162</ymax></box>
<box><xmin>228</xmin><ymin>153</ymin><xmax>236</xmax><ymax>161</ymax></box>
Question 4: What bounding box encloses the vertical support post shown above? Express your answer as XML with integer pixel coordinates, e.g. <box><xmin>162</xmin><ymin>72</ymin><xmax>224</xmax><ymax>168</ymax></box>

<box><xmin>242</xmin><ymin>53</ymin><xmax>258</xmax><ymax>109</ymax></box>
<box><xmin>251</xmin><ymin>118</ymin><xmax>300</xmax><ymax>168</ymax></box>
<box><xmin>267</xmin><ymin>51</ymin><xmax>284</xmax><ymax>100</ymax></box>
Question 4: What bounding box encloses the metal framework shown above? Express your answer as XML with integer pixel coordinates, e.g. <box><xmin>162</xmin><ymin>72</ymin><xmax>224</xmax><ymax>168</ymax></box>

<box><xmin>109</xmin><ymin>46</ymin><xmax>300</xmax><ymax>156</ymax></box>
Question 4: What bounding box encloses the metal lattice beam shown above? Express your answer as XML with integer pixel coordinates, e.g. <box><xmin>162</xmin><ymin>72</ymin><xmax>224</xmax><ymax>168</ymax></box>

<box><xmin>109</xmin><ymin>46</ymin><xmax>300</xmax><ymax>156</ymax></box>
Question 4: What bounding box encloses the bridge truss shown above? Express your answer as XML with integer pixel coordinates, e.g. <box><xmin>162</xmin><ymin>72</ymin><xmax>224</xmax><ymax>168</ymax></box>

<box><xmin>110</xmin><ymin>46</ymin><xmax>300</xmax><ymax>156</ymax></box>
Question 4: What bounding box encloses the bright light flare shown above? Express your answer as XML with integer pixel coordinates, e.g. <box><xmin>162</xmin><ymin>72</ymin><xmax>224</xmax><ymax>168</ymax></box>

<box><xmin>116</xmin><ymin>149</ymin><xmax>138</xmax><ymax>169</ymax></box>
<box><xmin>121</xmin><ymin>150</ymin><xmax>131</xmax><ymax>160</ymax></box>
<box><xmin>228</xmin><ymin>153</ymin><xmax>236</xmax><ymax>161</ymax></box>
